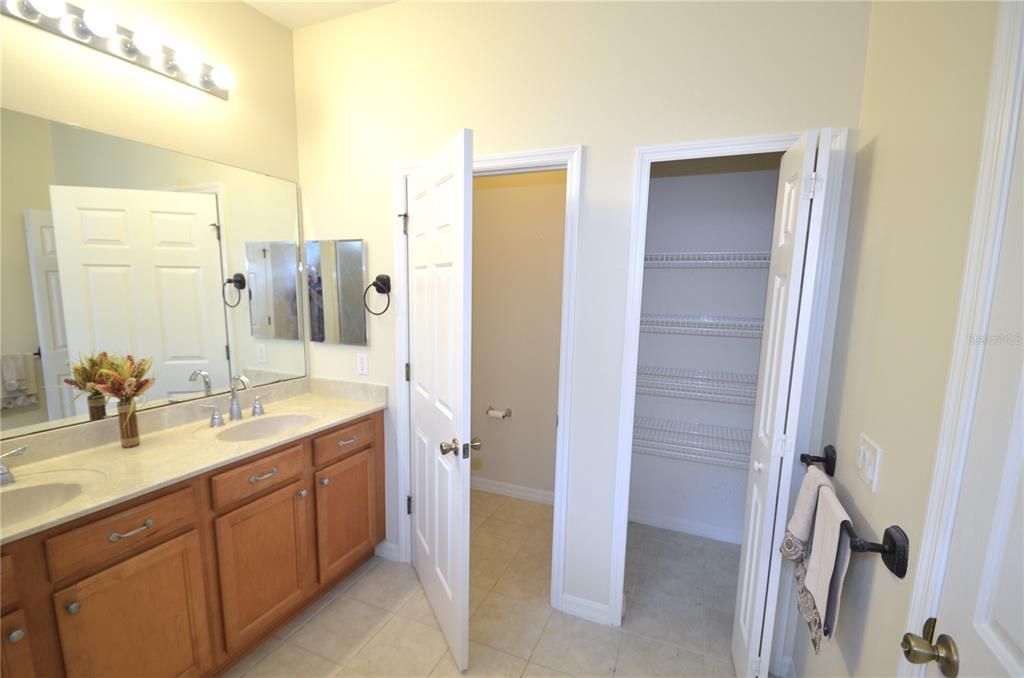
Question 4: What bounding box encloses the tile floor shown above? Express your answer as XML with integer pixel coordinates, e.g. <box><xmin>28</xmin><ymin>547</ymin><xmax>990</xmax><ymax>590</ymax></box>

<box><xmin>225</xmin><ymin>491</ymin><xmax>739</xmax><ymax>677</ymax></box>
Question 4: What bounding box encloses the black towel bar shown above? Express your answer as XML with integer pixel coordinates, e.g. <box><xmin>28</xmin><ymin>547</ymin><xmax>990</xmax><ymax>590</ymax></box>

<box><xmin>798</xmin><ymin>444</ymin><xmax>910</xmax><ymax>579</ymax></box>
<box><xmin>841</xmin><ymin>521</ymin><xmax>909</xmax><ymax>578</ymax></box>
<box><xmin>800</xmin><ymin>445</ymin><xmax>837</xmax><ymax>476</ymax></box>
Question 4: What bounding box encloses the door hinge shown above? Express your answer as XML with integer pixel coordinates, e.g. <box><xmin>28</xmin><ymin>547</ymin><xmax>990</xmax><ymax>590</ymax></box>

<box><xmin>803</xmin><ymin>171</ymin><xmax>819</xmax><ymax>199</ymax></box>
<box><xmin>399</xmin><ymin>213</ymin><xmax>409</xmax><ymax>236</ymax></box>
<box><xmin>210</xmin><ymin>223</ymin><xmax>221</xmax><ymax>240</ymax></box>
<box><xmin>405</xmin><ymin>363</ymin><xmax>410</xmax><ymax>382</ymax></box>
<box><xmin>751</xmin><ymin>656</ymin><xmax>762</xmax><ymax>676</ymax></box>
<box><xmin>406</xmin><ymin>495</ymin><xmax>413</xmax><ymax>515</ymax></box>
<box><xmin>224</xmin><ymin>344</ymin><xmax>230</xmax><ymax>360</ymax></box>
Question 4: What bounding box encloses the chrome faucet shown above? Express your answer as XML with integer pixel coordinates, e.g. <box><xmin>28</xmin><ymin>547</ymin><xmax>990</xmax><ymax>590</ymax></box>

<box><xmin>0</xmin><ymin>446</ymin><xmax>28</xmax><ymax>486</ymax></box>
<box><xmin>189</xmin><ymin>370</ymin><xmax>212</xmax><ymax>396</ymax></box>
<box><xmin>228</xmin><ymin>375</ymin><xmax>252</xmax><ymax>422</ymax></box>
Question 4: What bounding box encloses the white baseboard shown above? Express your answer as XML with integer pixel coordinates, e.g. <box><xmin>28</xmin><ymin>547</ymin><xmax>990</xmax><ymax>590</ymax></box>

<box><xmin>374</xmin><ymin>540</ymin><xmax>403</xmax><ymax>562</ymax></box>
<box><xmin>471</xmin><ymin>477</ymin><xmax>554</xmax><ymax>505</ymax></box>
<box><xmin>555</xmin><ymin>592</ymin><xmax>615</xmax><ymax>626</ymax></box>
<box><xmin>628</xmin><ymin>510</ymin><xmax>741</xmax><ymax>545</ymax></box>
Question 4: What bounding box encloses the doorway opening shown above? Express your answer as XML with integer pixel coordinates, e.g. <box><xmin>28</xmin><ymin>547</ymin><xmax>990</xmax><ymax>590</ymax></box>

<box><xmin>467</xmin><ymin>169</ymin><xmax>566</xmax><ymax>657</ymax></box>
<box><xmin>622</xmin><ymin>151</ymin><xmax>783</xmax><ymax>670</ymax></box>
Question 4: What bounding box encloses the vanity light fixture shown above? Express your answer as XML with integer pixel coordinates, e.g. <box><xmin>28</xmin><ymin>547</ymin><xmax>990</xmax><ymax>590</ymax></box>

<box><xmin>1</xmin><ymin>0</ymin><xmax>234</xmax><ymax>100</ymax></box>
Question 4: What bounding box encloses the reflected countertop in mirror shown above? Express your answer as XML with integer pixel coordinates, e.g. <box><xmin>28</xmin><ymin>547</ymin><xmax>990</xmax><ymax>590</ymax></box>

<box><xmin>0</xmin><ymin>109</ymin><xmax>307</xmax><ymax>439</ymax></box>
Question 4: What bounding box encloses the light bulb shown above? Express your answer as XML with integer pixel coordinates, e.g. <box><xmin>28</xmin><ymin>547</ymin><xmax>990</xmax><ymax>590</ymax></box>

<box><xmin>26</xmin><ymin>0</ymin><xmax>64</xmax><ymax>18</ymax></box>
<box><xmin>82</xmin><ymin>7</ymin><xmax>116</xmax><ymax>38</ymax></box>
<box><xmin>130</xmin><ymin>26</ymin><xmax>162</xmax><ymax>58</ymax></box>
<box><xmin>171</xmin><ymin>43</ymin><xmax>203</xmax><ymax>78</ymax></box>
<box><xmin>209</xmin><ymin>65</ymin><xmax>235</xmax><ymax>91</ymax></box>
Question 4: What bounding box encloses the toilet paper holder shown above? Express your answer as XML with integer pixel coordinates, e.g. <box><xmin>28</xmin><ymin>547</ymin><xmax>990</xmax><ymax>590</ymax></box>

<box><xmin>486</xmin><ymin>406</ymin><xmax>511</xmax><ymax>420</ymax></box>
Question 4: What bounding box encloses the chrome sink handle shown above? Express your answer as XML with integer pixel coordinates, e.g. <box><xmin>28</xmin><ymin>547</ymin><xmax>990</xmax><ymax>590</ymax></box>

<box><xmin>0</xmin><ymin>446</ymin><xmax>27</xmax><ymax>486</ymax></box>
<box><xmin>198</xmin><ymin>405</ymin><xmax>224</xmax><ymax>428</ymax></box>
<box><xmin>252</xmin><ymin>391</ymin><xmax>271</xmax><ymax>417</ymax></box>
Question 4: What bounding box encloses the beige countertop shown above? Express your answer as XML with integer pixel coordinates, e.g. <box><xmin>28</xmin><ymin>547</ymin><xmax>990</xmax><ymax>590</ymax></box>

<box><xmin>0</xmin><ymin>392</ymin><xmax>385</xmax><ymax>544</ymax></box>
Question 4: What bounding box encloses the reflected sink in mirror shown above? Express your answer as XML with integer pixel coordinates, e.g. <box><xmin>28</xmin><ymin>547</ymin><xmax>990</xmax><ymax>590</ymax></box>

<box><xmin>0</xmin><ymin>469</ymin><xmax>107</xmax><ymax>526</ymax></box>
<box><xmin>215</xmin><ymin>414</ymin><xmax>315</xmax><ymax>443</ymax></box>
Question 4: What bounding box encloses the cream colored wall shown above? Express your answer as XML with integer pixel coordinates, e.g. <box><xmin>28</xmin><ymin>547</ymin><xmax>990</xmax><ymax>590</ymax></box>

<box><xmin>293</xmin><ymin>1</ymin><xmax>871</xmax><ymax>606</ymax></box>
<box><xmin>0</xmin><ymin>1</ymin><xmax>299</xmax><ymax>181</ymax></box>
<box><xmin>792</xmin><ymin>3</ymin><xmax>997</xmax><ymax>675</ymax></box>
<box><xmin>0</xmin><ymin>112</ymin><xmax>55</xmax><ymax>430</ymax></box>
<box><xmin>471</xmin><ymin>171</ymin><xmax>566</xmax><ymax>497</ymax></box>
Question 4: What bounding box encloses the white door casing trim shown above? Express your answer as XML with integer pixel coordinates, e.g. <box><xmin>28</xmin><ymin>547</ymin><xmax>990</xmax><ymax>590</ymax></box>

<box><xmin>899</xmin><ymin>4</ymin><xmax>1024</xmax><ymax>677</ymax></box>
<box><xmin>393</xmin><ymin>145</ymin><xmax>583</xmax><ymax>618</ymax></box>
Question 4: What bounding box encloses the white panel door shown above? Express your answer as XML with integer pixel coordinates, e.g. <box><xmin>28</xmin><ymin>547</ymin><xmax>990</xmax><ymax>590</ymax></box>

<box><xmin>49</xmin><ymin>187</ymin><xmax>229</xmax><ymax>405</ymax></box>
<box><xmin>929</xmin><ymin>112</ymin><xmax>1023</xmax><ymax>678</ymax></box>
<box><xmin>407</xmin><ymin>130</ymin><xmax>474</xmax><ymax>670</ymax></box>
<box><xmin>732</xmin><ymin>130</ymin><xmax>820</xmax><ymax>677</ymax></box>
<box><xmin>24</xmin><ymin>209</ymin><xmax>74</xmax><ymax>419</ymax></box>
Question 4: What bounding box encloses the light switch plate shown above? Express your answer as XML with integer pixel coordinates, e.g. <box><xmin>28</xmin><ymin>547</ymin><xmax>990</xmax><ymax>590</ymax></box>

<box><xmin>356</xmin><ymin>352</ymin><xmax>369</xmax><ymax>376</ymax></box>
<box><xmin>858</xmin><ymin>433</ymin><xmax>882</xmax><ymax>493</ymax></box>
<box><xmin>255</xmin><ymin>343</ymin><xmax>267</xmax><ymax>364</ymax></box>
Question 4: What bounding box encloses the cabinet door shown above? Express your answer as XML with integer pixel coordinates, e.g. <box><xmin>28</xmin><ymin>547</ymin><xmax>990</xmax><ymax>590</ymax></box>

<box><xmin>215</xmin><ymin>480</ymin><xmax>312</xmax><ymax>652</ymax></box>
<box><xmin>316</xmin><ymin>448</ymin><xmax>376</xmax><ymax>583</ymax></box>
<box><xmin>52</xmin><ymin>531</ymin><xmax>211</xmax><ymax>678</ymax></box>
<box><xmin>1</xmin><ymin>609</ymin><xmax>36</xmax><ymax>678</ymax></box>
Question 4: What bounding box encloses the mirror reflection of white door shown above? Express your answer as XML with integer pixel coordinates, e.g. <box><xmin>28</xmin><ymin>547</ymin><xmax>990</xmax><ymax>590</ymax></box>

<box><xmin>733</xmin><ymin>129</ymin><xmax>851</xmax><ymax>677</ymax></box>
<box><xmin>406</xmin><ymin>129</ymin><xmax>473</xmax><ymax>670</ymax></box>
<box><xmin>48</xmin><ymin>186</ymin><xmax>230</xmax><ymax>404</ymax></box>
<box><xmin>24</xmin><ymin>209</ymin><xmax>74</xmax><ymax>419</ymax></box>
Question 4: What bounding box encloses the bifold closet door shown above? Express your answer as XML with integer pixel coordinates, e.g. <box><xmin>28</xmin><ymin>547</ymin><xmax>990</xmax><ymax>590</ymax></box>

<box><xmin>406</xmin><ymin>129</ymin><xmax>474</xmax><ymax>671</ymax></box>
<box><xmin>732</xmin><ymin>129</ymin><xmax>850</xmax><ymax>677</ymax></box>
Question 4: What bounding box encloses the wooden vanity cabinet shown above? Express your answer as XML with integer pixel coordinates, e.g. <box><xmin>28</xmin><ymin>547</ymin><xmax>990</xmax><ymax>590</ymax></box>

<box><xmin>52</xmin><ymin>531</ymin><xmax>211</xmax><ymax>678</ymax></box>
<box><xmin>215</xmin><ymin>480</ymin><xmax>314</xmax><ymax>652</ymax></box>
<box><xmin>1</xmin><ymin>609</ymin><xmax>37</xmax><ymax>678</ymax></box>
<box><xmin>315</xmin><ymin>448</ymin><xmax>376</xmax><ymax>583</ymax></box>
<box><xmin>0</xmin><ymin>410</ymin><xmax>385</xmax><ymax>678</ymax></box>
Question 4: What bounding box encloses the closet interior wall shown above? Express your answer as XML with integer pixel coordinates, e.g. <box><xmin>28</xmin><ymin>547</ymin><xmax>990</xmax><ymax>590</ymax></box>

<box><xmin>629</xmin><ymin>153</ymin><xmax>782</xmax><ymax>543</ymax></box>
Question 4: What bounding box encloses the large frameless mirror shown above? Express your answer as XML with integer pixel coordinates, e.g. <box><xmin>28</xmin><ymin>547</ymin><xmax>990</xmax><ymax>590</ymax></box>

<box><xmin>0</xmin><ymin>109</ymin><xmax>306</xmax><ymax>439</ymax></box>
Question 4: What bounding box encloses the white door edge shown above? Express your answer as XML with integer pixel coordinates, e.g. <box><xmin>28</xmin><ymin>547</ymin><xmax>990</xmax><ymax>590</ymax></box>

<box><xmin>899</xmin><ymin>4</ymin><xmax>1024</xmax><ymax>676</ymax></box>
<box><xmin>392</xmin><ymin>146</ymin><xmax>583</xmax><ymax>616</ymax></box>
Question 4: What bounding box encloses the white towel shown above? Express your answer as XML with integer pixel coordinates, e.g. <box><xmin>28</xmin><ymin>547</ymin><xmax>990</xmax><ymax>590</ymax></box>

<box><xmin>780</xmin><ymin>465</ymin><xmax>833</xmax><ymax>560</ymax></box>
<box><xmin>805</xmin><ymin>487</ymin><xmax>852</xmax><ymax>649</ymax></box>
<box><xmin>1</xmin><ymin>354</ymin><xmax>28</xmax><ymax>392</ymax></box>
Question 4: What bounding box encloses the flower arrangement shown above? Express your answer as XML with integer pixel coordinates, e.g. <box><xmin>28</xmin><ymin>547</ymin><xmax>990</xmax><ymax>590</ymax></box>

<box><xmin>63</xmin><ymin>352</ymin><xmax>112</xmax><ymax>398</ymax></box>
<box><xmin>95</xmin><ymin>354</ymin><xmax>155</xmax><ymax>406</ymax></box>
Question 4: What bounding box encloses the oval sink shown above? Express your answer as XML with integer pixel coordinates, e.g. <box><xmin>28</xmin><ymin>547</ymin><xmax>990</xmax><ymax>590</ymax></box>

<box><xmin>216</xmin><ymin>414</ymin><xmax>315</xmax><ymax>443</ymax></box>
<box><xmin>1</xmin><ymin>482</ymin><xmax>84</xmax><ymax>525</ymax></box>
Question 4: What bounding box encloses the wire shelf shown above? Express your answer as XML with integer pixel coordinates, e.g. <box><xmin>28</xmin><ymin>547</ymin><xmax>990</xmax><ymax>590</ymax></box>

<box><xmin>644</xmin><ymin>251</ymin><xmax>771</xmax><ymax>269</ymax></box>
<box><xmin>632</xmin><ymin>416</ymin><xmax>752</xmax><ymax>470</ymax></box>
<box><xmin>636</xmin><ymin>365</ymin><xmax>757</xmax><ymax>406</ymax></box>
<box><xmin>639</xmin><ymin>313</ymin><xmax>764</xmax><ymax>338</ymax></box>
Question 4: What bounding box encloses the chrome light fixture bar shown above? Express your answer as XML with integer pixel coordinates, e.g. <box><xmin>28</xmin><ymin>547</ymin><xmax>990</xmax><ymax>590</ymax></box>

<box><xmin>2</xmin><ymin>0</ymin><xmax>234</xmax><ymax>100</ymax></box>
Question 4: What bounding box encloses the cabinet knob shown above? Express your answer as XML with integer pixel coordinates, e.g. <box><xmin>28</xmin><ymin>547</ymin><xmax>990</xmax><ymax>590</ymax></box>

<box><xmin>66</xmin><ymin>602</ymin><xmax>81</xmax><ymax>615</ymax></box>
<box><xmin>7</xmin><ymin>628</ymin><xmax>25</xmax><ymax>643</ymax></box>
<box><xmin>298</xmin><ymin>489</ymin><xmax>308</xmax><ymax>497</ymax></box>
<box><xmin>320</xmin><ymin>478</ymin><xmax>330</xmax><ymax>487</ymax></box>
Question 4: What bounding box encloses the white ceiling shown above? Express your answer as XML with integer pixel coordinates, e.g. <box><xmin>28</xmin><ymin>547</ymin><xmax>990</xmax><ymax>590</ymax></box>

<box><xmin>246</xmin><ymin>2</ymin><xmax>390</xmax><ymax>30</ymax></box>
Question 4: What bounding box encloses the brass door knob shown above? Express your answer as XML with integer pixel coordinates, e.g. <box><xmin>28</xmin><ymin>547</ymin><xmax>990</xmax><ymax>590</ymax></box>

<box><xmin>901</xmin><ymin>618</ymin><xmax>959</xmax><ymax>677</ymax></box>
<box><xmin>439</xmin><ymin>438</ymin><xmax>459</xmax><ymax>455</ymax></box>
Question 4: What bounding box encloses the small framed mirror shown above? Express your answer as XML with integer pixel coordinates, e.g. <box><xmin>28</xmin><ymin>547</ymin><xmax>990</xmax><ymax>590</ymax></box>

<box><xmin>245</xmin><ymin>241</ymin><xmax>301</xmax><ymax>341</ymax></box>
<box><xmin>305</xmin><ymin>239</ymin><xmax>368</xmax><ymax>346</ymax></box>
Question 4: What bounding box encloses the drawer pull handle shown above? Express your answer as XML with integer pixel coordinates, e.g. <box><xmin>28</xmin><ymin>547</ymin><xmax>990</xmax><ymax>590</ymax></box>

<box><xmin>108</xmin><ymin>518</ymin><xmax>154</xmax><ymax>543</ymax></box>
<box><xmin>7</xmin><ymin>628</ymin><xmax>25</xmax><ymax>643</ymax></box>
<box><xmin>337</xmin><ymin>436</ymin><xmax>358</xmax><ymax>447</ymax></box>
<box><xmin>66</xmin><ymin>602</ymin><xmax>81</xmax><ymax>615</ymax></box>
<box><xmin>320</xmin><ymin>478</ymin><xmax>330</xmax><ymax>487</ymax></box>
<box><xmin>249</xmin><ymin>467</ymin><xmax>278</xmax><ymax>484</ymax></box>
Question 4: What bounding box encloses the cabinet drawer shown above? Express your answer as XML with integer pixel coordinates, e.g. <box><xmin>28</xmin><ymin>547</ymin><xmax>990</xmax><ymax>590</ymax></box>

<box><xmin>45</xmin><ymin>487</ymin><xmax>195</xmax><ymax>582</ymax></box>
<box><xmin>211</xmin><ymin>444</ymin><xmax>304</xmax><ymax>510</ymax></box>
<box><xmin>313</xmin><ymin>419</ymin><xmax>374</xmax><ymax>467</ymax></box>
<box><xmin>1</xmin><ymin>608</ymin><xmax>35</xmax><ymax>678</ymax></box>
